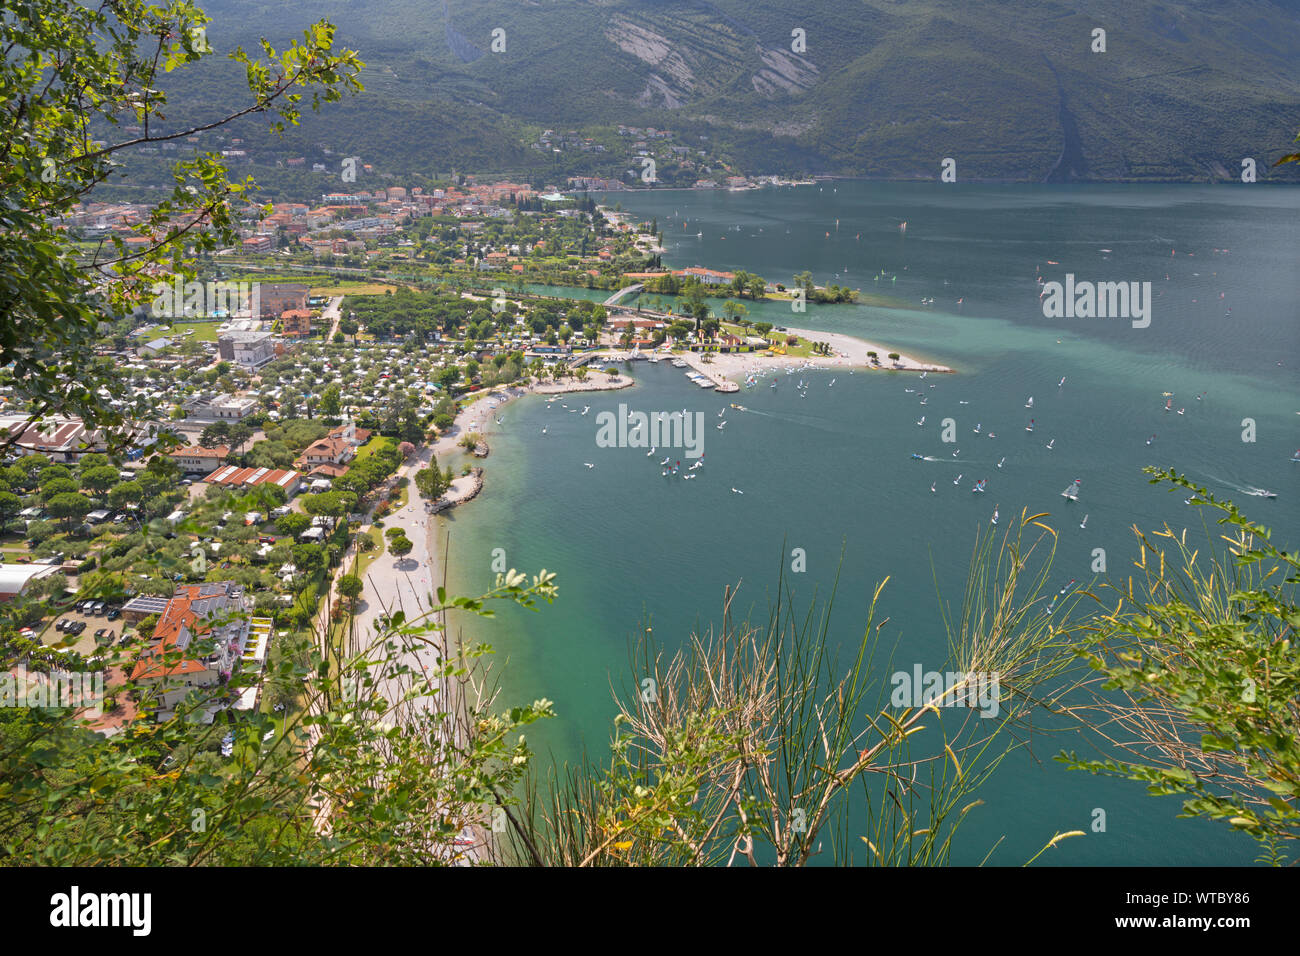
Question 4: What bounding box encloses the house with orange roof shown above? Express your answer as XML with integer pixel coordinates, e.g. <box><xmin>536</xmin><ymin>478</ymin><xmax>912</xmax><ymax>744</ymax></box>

<box><xmin>125</xmin><ymin>581</ymin><xmax>260</xmax><ymax>719</ymax></box>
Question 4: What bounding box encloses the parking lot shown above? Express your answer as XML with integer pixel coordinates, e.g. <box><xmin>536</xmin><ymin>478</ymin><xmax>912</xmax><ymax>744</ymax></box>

<box><xmin>42</xmin><ymin>601</ymin><xmax>126</xmax><ymax>655</ymax></box>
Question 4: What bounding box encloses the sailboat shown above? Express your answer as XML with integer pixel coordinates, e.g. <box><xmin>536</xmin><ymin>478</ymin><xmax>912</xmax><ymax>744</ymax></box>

<box><xmin>953</xmin><ymin>473</ymin><xmax>963</xmax><ymax>485</ymax></box>
<box><xmin>1045</xmin><ymin>438</ymin><xmax>1055</xmax><ymax>450</ymax></box>
<box><xmin>991</xmin><ymin>505</ymin><xmax>999</xmax><ymax>525</ymax></box>
<box><xmin>1291</xmin><ymin>450</ymin><xmax>1300</xmax><ymax>463</ymax></box>
<box><xmin>972</xmin><ymin>478</ymin><xmax>987</xmax><ymax>493</ymax></box>
<box><xmin>1146</xmin><ymin>434</ymin><xmax>1156</xmax><ymax>445</ymax></box>
<box><xmin>1177</xmin><ymin>407</ymin><xmax>1184</xmax><ymax>415</ymax></box>
<box><xmin>1058</xmin><ymin>377</ymin><xmax>1066</xmax><ymax>388</ymax></box>
<box><xmin>1061</xmin><ymin>478</ymin><xmax>1081</xmax><ymax>501</ymax></box>
<box><xmin>910</xmin><ymin>453</ymin><xmax>925</xmax><ymax>460</ymax></box>
<box><xmin>915</xmin><ymin>417</ymin><xmax>926</xmax><ymax>426</ymax></box>
<box><xmin>973</xmin><ymin>423</ymin><xmax>981</xmax><ymax>434</ymax></box>
<box><xmin>1079</xmin><ymin>514</ymin><xmax>1089</xmax><ymax>529</ymax></box>
<box><xmin>996</xmin><ymin>457</ymin><xmax>1005</xmax><ymax>468</ymax></box>
<box><xmin>1025</xmin><ymin>396</ymin><xmax>1034</xmax><ymax>408</ymax></box>
<box><xmin>1165</xmin><ymin>398</ymin><xmax>1172</xmax><ymax>412</ymax></box>
<box><xmin>1026</xmin><ymin>419</ymin><xmax>1035</xmax><ymax>432</ymax></box>
<box><xmin>930</xmin><ymin>482</ymin><xmax>937</xmax><ymax>493</ymax></box>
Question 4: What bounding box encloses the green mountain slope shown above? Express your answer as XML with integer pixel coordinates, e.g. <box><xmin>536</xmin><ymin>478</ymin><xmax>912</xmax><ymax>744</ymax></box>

<box><xmin>180</xmin><ymin>0</ymin><xmax>1300</xmax><ymax>182</ymax></box>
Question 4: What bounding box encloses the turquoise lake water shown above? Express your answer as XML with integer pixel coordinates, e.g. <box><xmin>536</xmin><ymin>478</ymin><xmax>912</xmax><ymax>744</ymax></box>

<box><xmin>442</xmin><ymin>182</ymin><xmax>1299</xmax><ymax>865</ymax></box>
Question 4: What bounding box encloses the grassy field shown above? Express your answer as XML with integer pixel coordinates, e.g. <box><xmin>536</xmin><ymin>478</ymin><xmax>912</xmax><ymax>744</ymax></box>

<box><xmin>310</xmin><ymin>282</ymin><xmax>399</xmax><ymax>297</ymax></box>
<box><xmin>178</xmin><ymin>320</ymin><xmax>222</xmax><ymax>342</ymax></box>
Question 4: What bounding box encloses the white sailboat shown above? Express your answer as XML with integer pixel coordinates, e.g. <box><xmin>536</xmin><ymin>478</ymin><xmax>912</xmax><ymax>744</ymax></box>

<box><xmin>1025</xmin><ymin>396</ymin><xmax>1034</xmax><ymax>408</ymax></box>
<box><xmin>1079</xmin><ymin>514</ymin><xmax>1088</xmax><ymax>529</ymax></box>
<box><xmin>991</xmin><ymin>505</ymin><xmax>999</xmax><ymax>525</ymax></box>
<box><xmin>1061</xmin><ymin>478</ymin><xmax>1081</xmax><ymax>501</ymax></box>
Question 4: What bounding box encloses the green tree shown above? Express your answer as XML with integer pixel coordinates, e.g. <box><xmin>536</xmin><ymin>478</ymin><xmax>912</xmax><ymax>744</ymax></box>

<box><xmin>320</xmin><ymin>384</ymin><xmax>342</xmax><ymax>418</ymax></box>
<box><xmin>199</xmin><ymin>421</ymin><xmax>232</xmax><ymax>449</ymax></box>
<box><xmin>388</xmin><ymin>535</ymin><xmax>413</xmax><ymax>559</ymax></box>
<box><xmin>0</xmin><ymin>0</ymin><xmax>362</xmax><ymax>451</ymax></box>
<box><xmin>277</xmin><ymin>512</ymin><xmax>311</xmax><ymax>537</ymax></box>
<box><xmin>337</xmin><ymin>574</ymin><xmax>363</xmax><ymax>607</ymax></box>
<box><xmin>1062</xmin><ymin>471</ymin><xmax>1300</xmax><ymax>862</ymax></box>
<box><xmin>415</xmin><ymin>465</ymin><xmax>447</xmax><ymax>500</ymax></box>
<box><xmin>79</xmin><ymin>465</ymin><xmax>120</xmax><ymax>495</ymax></box>
<box><xmin>46</xmin><ymin>491</ymin><xmax>92</xmax><ymax>530</ymax></box>
<box><xmin>0</xmin><ymin>491</ymin><xmax>21</xmax><ymax>531</ymax></box>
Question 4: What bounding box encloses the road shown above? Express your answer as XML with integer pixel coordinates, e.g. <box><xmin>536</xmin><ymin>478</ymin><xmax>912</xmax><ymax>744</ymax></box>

<box><xmin>322</xmin><ymin>295</ymin><xmax>344</xmax><ymax>340</ymax></box>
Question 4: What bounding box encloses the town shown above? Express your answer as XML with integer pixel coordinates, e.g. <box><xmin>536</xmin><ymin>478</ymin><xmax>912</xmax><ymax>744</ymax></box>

<box><xmin>2</xmin><ymin>186</ymin><xmax>880</xmax><ymax>740</ymax></box>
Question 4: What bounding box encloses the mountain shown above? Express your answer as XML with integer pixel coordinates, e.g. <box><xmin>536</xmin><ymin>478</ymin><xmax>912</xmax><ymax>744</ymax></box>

<box><xmin>175</xmin><ymin>0</ymin><xmax>1300</xmax><ymax>182</ymax></box>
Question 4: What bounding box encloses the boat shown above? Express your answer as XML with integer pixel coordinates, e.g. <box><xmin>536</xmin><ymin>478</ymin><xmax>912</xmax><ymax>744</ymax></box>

<box><xmin>1026</xmin><ymin>419</ymin><xmax>1035</xmax><ymax>432</ymax></box>
<box><xmin>1025</xmin><ymin>397</ymin><xmax>1034</xmax><ymax>408</ymax></box>
<box><xmin>1058</xmin><ymin>377</ymin><xmax>1066</xmax><ymax>388</ymax></box>
<box><xmin>730</xmin><ymin>403</ymin><xmax>747</xmax><ymax>411</ymax></box>
<box><xmin>953</xmin><ymin>473</ymin><xmax>963</xmax><ymax>485</ymax></box>
<box><xmin>916</xmin><ymin>417</ymin><xmax>926</xmax><ymax>426</ymax></box>
<box><xmin>972</xmin><ymin>478</ymin><xmax>987</xmax><ymax>493</ymax></box>
<box><xmin>991</xmin><ymin>506</ymin><xmax>999</xmax><ymax>525</ymax></box>
<box><xmin>671</xmin><ymin>359</ymin><xmax>688</xmax><ymax>368</ymax></box>
<box><xmin>1061</xmin><ymin>478</ymin><xmax>1081</xmax><ymax>500</ymax></box>
<box><xmin>910</xmin><ymin>453</ymin><xmax>924</xmax><ymax>460</ymax></box>
<box><xmin>1146</xmin><ymin>434</ymin><xmax>1156</xmax><ymax>445</ymax></box>
<box><xmin>930</xmin><ymin>482</ymin><xmax>937</xmax><ymax>493</ymax></box>
<box><xmin>1045</xmin><ymin>438</ymin><xmax>1055</xmax><ymax>450</ymax></box>
<box><xmin>997</xmin><ymin>457</ymin><xmax>1005</xmax><ymax>468</ymax></box>
<box><xmin>1080</xmin><ymin>514</ymin><xmax>1088</xmax><ymax>529</ymax></box>
<box><xmin>1253</xmin><ymin>489</ymin><xmax>1278</xmax><ymax>499</ymax></box>
<box><xmin>973</xmin><ymin>423</ymin><xmax>981</xmax><ymax>434</ymax></box>
<box><xmin>1165</xmin><ymin>399</ymin><xmax>1172</xmax><ymax>412</ymax></box>
<box><xmin>1291</xmin><ymin>450</ymin><xmax>1300</xmax><ymax>462</ymax></box>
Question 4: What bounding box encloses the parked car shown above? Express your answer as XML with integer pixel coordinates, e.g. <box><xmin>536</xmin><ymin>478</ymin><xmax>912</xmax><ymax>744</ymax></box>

<box><xmin>91</xmin><ymin>601</ymin><xmax>105</xmax><ymax>614</ymax></box>
<box><xmin>106</xmin><ymin>607</ymin><xmax>121</xmax><ymax>621</ymax></box>
<box><xmin>93</xmin><ymin>628</ymin><xmax>106</xmax><ymax>640</ymax></box>
<box><xmin>55</xmin><ymin>619</ymin><xmax>70</xmax><ymax>632</ymax></box>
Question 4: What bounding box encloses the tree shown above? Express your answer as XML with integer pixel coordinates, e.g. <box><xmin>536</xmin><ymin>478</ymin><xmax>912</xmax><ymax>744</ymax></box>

<box><xmin>227</xmin><ymin>423</ymin><xmax>254</xmax><ymax>456</ymax></box>
<box><xmin>40</xmin><ymin>477</ymin><xmax>79</xmax><ymax>501</ymax></box>
<box><xmin>107</xmin><ymin>481</ymin><xmax>144</xmax><ymax>510</ymax></box>
<box><xmin>415</xmin><ymin>466</ymin><xmax>447</xmax><ymax>500</ymax></box>
<box><xmin>277</xmin><ymin>512</ymin><xmax>310</xmax><ymax>537</ymax></box>
<box><xmin>388</xmin><ymin>535</ymin><xmax>413</xmax><ymax>559</ymax></box>
<box><xmin>79</xmin><ymin>465</ymin><xmax>119</xmax><ymax>496</ymax></box>
<box><xmin>46</xmin><ymin>492</ymin><xmax>92</xmax><ymax>531</ymax></box>
<box><xmin>1063</xmin><ymin>472</ymin><xmax>1300</xmax><ymax>859</ymax></box>
<box><xmin>398</xmin><ymin>441</ymin><xmax>416</xmax><ymax>459</ymax></box>
<box><xmin>0</xmin><ymin>0</ymin><xmax>361</xmax><ymax>453</ymax></box>
<box><xmin>199</xmin><ymin>421</ymin><xmax>232</xmax><ymax>449</ymax></box>
<box><xmin>0</xmin><ymin>491</ymin><xmax>20</xmax><ymax>531</ymax></box>
<box><xmin>337</xmin><ymin>574</ymin><xmax>363</xmax><ymax>607</ymax></box>
<box><xmin>320</xmin><ymin>384</ymin><xmax>342</xmax><ymax>418</ymax></box>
